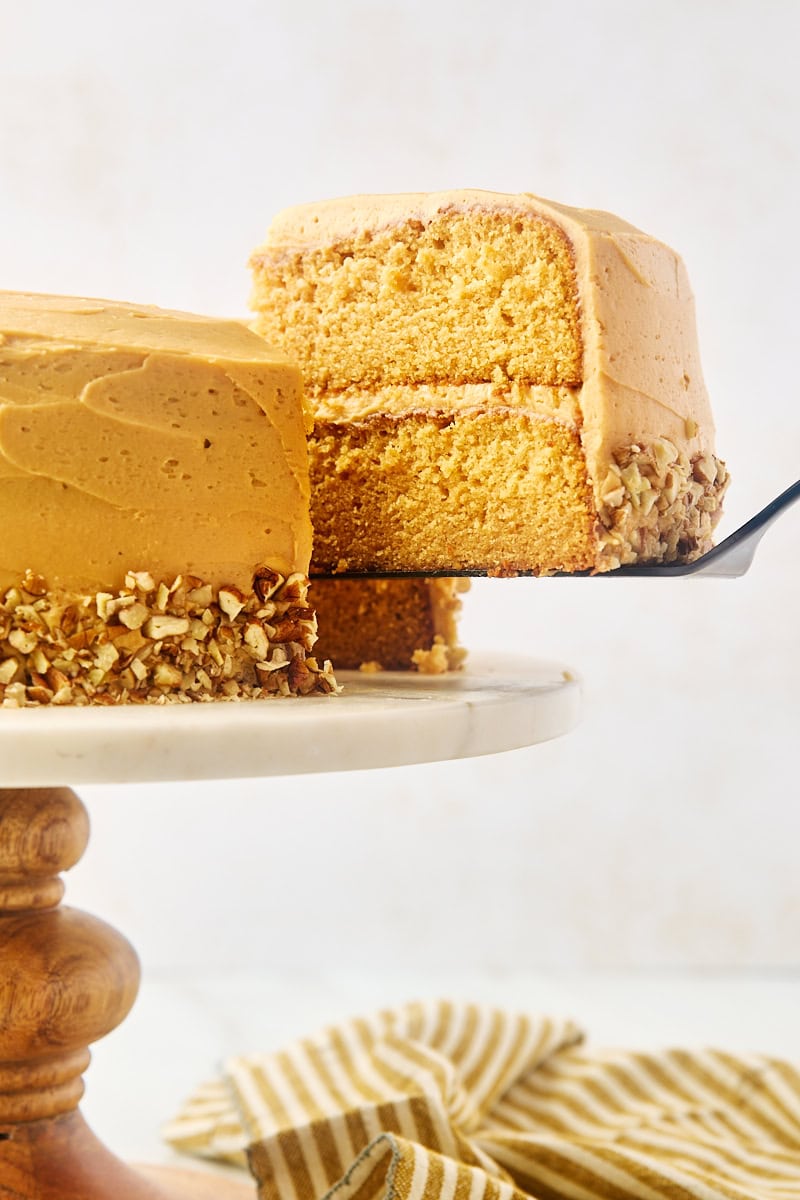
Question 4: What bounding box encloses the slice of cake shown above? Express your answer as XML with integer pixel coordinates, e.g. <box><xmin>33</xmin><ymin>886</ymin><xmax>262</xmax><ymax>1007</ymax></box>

<box><xmin>311</xmin><ymin>577</ymin><xmax>468</xmax><ymax>672</ymax></box>
<box><xmin>0</xmin><ymin>292</ymin><xmax>337</xmax><ymax>705</ymax></box>
<box><xmin>250</xmin><ymin>190</ymin><xmax>728</xmax><ymax>575</ymax></box>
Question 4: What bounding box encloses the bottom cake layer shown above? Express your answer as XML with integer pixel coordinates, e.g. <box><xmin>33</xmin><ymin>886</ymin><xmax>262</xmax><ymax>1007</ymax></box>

<box><xmin>310</xmin><ymin>409</ymin><xmax>597</xmax><ymax>575</ymax></box>
<box><xmin>311</xmin><ymin>577</ymin><xmax>468</xmax><ymax>672</ymax></box>
<box><xmin>0</xmin><ymin>568</ymin><xmax>338</xmax><ymax>706</ymax></box>
<box><xmin>309</xmin><ymin>409</ymin><xmax>729</xmax><ymax>575</ymax></box>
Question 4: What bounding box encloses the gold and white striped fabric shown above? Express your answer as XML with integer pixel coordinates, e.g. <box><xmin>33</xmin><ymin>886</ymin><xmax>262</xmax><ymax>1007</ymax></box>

<box><xmin>164</xmin><ymin>1000</ymin><xmax>800</xmax><ymax>1200</ymax></box>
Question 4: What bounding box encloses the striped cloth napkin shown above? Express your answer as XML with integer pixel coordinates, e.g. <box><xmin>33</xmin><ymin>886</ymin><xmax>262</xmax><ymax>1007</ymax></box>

<box><xmin>164</xmin><ymin>1000</ymin><xmax>800</xmax><ymax>1200</ymax></box>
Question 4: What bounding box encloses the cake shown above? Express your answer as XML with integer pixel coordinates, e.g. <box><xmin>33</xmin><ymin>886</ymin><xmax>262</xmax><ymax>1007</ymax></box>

<box><xmin>0</xmin><ymin>292</ymin><xmax>337</xmax><ymax>705</ymax></box>
<box><xmin>311</xmin><ymin>577</ymin><xmax>468</xmax><ymax>672</ymax></box>
<box><xmin>249</xmin><ymin>190</ymin><xmax>729</xmax><ymax>576</ymax></box>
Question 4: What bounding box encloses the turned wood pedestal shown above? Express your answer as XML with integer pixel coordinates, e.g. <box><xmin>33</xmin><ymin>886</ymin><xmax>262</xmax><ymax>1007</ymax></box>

<box><xmin>0</xmin><ymin>787</ymin><xmax>253</xmax><ymax>1199</ymax></box>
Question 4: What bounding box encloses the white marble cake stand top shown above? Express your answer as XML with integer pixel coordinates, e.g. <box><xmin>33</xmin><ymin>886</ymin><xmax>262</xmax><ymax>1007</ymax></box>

<box><xmin>0</xmin><ymin>654</ymin><xmax>580</xmax><ymax>786</ymax></box>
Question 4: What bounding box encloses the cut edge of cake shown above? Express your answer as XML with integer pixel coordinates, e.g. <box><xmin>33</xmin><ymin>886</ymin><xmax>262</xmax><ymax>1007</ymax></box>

<box><xmin>249</xmin><ymin>190</ymin><xmax>729</xmax><ymax>577</ymax></box>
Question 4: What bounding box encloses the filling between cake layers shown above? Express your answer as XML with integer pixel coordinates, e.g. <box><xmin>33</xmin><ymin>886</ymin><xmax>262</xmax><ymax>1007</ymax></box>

<box><xmin>251</xmin><ymin>196</ymin><xmax>730</xmax><ymax>575</ymax></box>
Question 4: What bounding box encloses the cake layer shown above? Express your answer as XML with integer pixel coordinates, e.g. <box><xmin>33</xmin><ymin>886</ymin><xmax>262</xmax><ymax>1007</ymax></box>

<box><xmin>0</xmin><ymin>292</ymin><xmax>312</xmax><ymax>591</ymax></box>
<box><xmin>251</xmin><ymin>205</ymin><xmax>582</xmax><ymax>389</ymax></box>
<box><xmin>310</xmin><ymin>410</ymin><xmax>726</xmax><ymax>575</ymax></box>
<box><xmin>311</xmin><ymin>577</ymin><xmax>468</xmax><ymax>672</ymax></box>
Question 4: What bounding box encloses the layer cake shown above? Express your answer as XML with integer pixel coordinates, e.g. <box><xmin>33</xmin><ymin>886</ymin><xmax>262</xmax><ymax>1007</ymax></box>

<box><xmin>0</xmin><ymin>292</ymin><xmax>337</xmax><ymax>705</ymax></box>
<box><xmin>250</xmin><ymin>190</ymin><xmax>729</xmax><ymax>575</ymax></box>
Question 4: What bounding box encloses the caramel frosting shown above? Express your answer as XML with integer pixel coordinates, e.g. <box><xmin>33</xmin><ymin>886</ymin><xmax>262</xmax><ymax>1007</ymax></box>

<box><xmin>0</xmin><ymin>292</ymin><xmax>312</xmax><ymax>591</ymax></box>
<box><xmin>310</xmin><ymin>381</ymin><xmax>582</xmax><ymax>426</ymax></box>
<box><xmin>259</xmin><ymin>190</ymin><xmax>717</xmax><ymax>500</ymax></box>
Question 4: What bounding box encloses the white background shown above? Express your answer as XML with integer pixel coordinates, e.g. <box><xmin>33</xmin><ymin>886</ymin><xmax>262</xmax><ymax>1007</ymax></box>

<box><xmin>2</xmin><ymin>0</ymin><xmax>799</xmax><ymax>976</ymax></box>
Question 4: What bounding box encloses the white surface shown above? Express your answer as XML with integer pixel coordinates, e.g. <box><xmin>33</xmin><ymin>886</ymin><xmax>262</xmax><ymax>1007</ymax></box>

<box><xmin>81</xmin><ymin>969</ymin><xmax>800</xmax><ymax>1169</ymax></box>
<box><xmin>2</xmin><ymin>0</ymin><xmax>800</xmax><ymax>969</ymax></box>
<box><xmin>0</xmin><ymin>657</ymin><xmax>579</xmax><ymax>785</ymax></box>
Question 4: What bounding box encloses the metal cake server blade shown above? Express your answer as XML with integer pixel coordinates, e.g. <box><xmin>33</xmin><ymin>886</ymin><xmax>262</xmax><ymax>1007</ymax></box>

<box><xmin>312</xmin><ymin>479</ymin><xmax>800</xmax><ymax>581</ymax></box>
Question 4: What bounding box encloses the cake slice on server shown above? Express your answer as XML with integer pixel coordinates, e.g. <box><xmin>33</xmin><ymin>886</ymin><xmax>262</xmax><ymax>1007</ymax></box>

<box><xmin>249</xmin><ymin>190</ymin><xmax>728</xmax><ymax>576</ymax></box>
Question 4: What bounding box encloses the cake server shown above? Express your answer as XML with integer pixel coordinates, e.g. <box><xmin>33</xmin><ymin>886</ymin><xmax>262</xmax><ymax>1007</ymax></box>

<box><xmin>315</xmin><ymin>478</ymin><xmax>800</xmax><ymax>581</ymax></box>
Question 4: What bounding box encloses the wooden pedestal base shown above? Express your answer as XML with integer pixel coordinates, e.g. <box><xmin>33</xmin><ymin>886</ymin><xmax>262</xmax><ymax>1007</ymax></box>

<box><xmin>0</xmin><ymin>788</ymin><xmax>254</xmax><ymax>1199</ymax></box>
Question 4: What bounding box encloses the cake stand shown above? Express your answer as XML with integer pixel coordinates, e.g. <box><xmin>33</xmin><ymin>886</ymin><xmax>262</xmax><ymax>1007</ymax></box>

<box><xmin>0</xmin><ymin>655</ymin><xmax>579</xmax><ymax>1199</ymax></box>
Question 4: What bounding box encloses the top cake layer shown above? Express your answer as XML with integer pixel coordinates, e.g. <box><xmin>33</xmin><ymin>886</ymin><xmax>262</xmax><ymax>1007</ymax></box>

<box><xmin>250</xmin><ymin>190</ymin><xmax>717</xmax><ymax>478</ymax></box>
<box><xmin>0</xmin><ymin>292</ymin><xmax>312</xmax><ymax>591</ymax></box>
